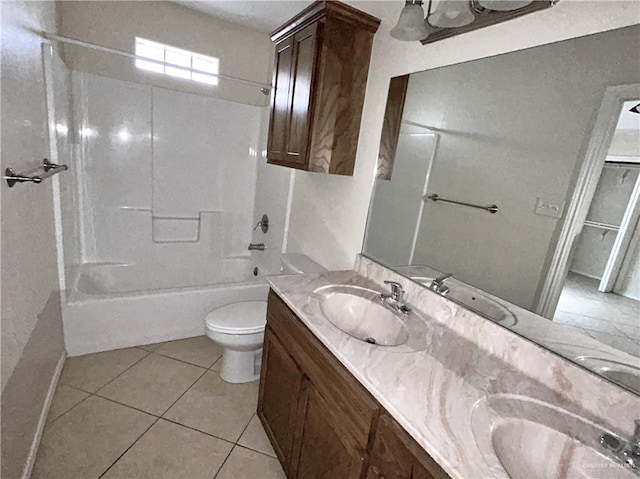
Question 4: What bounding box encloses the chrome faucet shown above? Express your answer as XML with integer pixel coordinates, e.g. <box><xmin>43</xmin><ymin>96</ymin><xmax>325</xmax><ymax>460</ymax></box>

<box><xmin>429</xmin><ymin>273</ymin><xmax>453</xmax><ymax>295</ymax></box>
<box><xmin>600</xmin><ymin>420</ymin><xmax>640</xmax><ymax>471</ymax></box>
<box><xmin>248</xmin><ymin>243</ymin><xmax>265</xmax><ymax>251</ymax></box>
<box><xmin>379</xmin><ymin>281</ymin><xmax>411</xmax><ymax>315</ymax></box>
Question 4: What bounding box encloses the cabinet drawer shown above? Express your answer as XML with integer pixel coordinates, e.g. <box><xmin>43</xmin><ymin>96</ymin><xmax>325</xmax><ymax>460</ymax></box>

<box><xmin>266</xmin><ymin>290</ymin><xmax>380</xmax><ymax>453</ymax></box>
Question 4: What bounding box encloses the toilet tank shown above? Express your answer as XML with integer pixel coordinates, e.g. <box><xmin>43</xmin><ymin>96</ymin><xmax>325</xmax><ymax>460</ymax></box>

<box><xmin>280</xmin><ymin>254</ymin><xmax>326</xmax><ymax>274</ymax></box>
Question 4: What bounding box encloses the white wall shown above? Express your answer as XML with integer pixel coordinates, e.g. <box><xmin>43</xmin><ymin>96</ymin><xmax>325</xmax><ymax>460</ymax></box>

<box><xmin>285</xmin><ymin>0</ymin><xmax>640</xmax><ymax>272</ymax></box>
<box><xmin>58</xmin><ymin>1</ymin><xmax>273</xmax><ymax>106</ymax></box>
<box><xmin>1</xmin><ymin>1</ymin><xmax>65</xmax><ymax>477</ymax></box>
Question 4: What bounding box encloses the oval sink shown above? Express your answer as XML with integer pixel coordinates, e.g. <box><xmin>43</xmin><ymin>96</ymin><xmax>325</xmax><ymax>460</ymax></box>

<box><xmin>472</xmin><ymin>394</ymin><xmax>634</xmax><ymax>479</ymax></box>
<box><xmin>411</xmin><ymin>277</ymin><xmax>517</xmax><ymax>326</ymax></box>
<box><xmin>317</xmin><ymin>286</ymin><xmax>409</xmax><ymax>346</ymax></box>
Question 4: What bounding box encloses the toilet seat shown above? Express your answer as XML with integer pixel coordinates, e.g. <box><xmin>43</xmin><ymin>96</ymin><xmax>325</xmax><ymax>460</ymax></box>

<box><xmin>205</xmin><ymin>301</ymin><xmax>267</xmax><ymax>335</ymax></box>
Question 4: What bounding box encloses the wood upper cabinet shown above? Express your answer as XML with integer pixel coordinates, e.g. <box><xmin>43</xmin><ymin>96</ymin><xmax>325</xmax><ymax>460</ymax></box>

<box><xmin>266</xmin><ymin>1</ymin><xmax>380</xmax><ymax>175</ymax></box>
<box><xmin>258</xmin><ymin>290</ymin><xmax>452</xmax><ymax>479</ymax></box>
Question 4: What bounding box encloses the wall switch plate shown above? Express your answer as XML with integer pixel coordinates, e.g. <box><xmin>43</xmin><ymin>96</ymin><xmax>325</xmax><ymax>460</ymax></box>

<box><xmin>534</xmin><ymin>198</ymin><xmax>565</xmax><ymax>218</ymax></box>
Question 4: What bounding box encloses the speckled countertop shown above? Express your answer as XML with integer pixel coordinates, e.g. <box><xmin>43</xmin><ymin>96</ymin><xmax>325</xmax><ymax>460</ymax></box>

<box><xmin>266</xmin><ymin>256</ymin><xmax>640</xmax><ymax>479</ymax></box>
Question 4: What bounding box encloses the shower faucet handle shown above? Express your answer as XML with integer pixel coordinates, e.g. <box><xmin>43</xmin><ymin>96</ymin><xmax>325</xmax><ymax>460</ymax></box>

<box><xmin>253</xmin><ymin>214</ymin><xmax>269</xmax><ymax>234</ymax></box>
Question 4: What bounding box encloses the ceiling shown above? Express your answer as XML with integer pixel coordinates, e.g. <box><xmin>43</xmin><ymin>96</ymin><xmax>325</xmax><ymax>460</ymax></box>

<box><xmin>173</xmin><ymin>0</ymin><xmax>400</xmax><ymax>33</ymax></box>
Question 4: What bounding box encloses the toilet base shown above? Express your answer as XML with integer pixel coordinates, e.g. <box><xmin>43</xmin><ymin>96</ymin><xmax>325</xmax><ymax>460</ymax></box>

<box><xmin>219</xmin><ymin>348</ymin><xmax>262</xmax><ymax>383</ymax></box>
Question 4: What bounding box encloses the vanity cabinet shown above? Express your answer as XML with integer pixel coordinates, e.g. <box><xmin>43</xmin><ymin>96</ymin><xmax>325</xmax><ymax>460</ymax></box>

<box><xmin>367</xmin><ymin>415</ymin><xmax>449</xmax><ymax>479</ymax></box>
<box><xmin>258</xmin><ymin>290</ymin><xmax>451</xmax><ymax>479</ymax></box>
<box><xmin>266</xmin><ymin>1</ymin><xmax>380</xmax><ymax>175</ymax></box>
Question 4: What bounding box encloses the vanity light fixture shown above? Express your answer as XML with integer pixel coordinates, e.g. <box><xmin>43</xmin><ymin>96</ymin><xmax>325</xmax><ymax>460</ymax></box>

<box><xmin>390</xmin><ymin>0</ymin><xmax>557</xmax><ymax>44</ymax></box>
<box><xmin>390</xmin><ymin>0</ymin><xmax>431</xmax><ymax>41</ymax></box>
<box><xmin>429</xmin><ymin>0</ymin><xmax>475</xmax><ymax>28</ymax></box>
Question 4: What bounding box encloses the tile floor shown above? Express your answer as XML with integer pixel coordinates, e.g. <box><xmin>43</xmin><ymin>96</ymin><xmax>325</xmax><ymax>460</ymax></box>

<box><xmin>33</xmin><ymin>336</ymin><xmax>286</xmax><ymax>479</ymax></box>
<box><xmin>554</xmin><ymin>272</ymin><xmax>640</xmax><ymax>357</ymax></box>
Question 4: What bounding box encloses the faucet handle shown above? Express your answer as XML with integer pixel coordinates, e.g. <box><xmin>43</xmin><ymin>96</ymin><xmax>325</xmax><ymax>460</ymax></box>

<box><xmin>383</xmin><ymin>281</ymin><xmax>404</xmax><ymax>299</ymax></box>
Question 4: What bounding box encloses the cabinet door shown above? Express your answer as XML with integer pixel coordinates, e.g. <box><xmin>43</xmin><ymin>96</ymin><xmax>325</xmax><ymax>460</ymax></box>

<box><xmin>367</xmin><ymin>415</ymin><xmax>450</xmax><ymax>479</ymax></box>
<box><xmin>258</xmin><ymin>327</ymin><xmax>304</xmax><ymax>472</ymax></box>
<box><xmin>284</xmin><ymin>22</ymin><xmax>319</xmax><ymax>166</ymax></box>
<box><xmin>267</xmin><ymin>36</ymin><xmax>294</xmax><ymax>163</ymax></box>
<box><xmin>290</xmin><ymin>379</ymin><xmax>366</xmax><ymax>479</ymax></box>
<box><xmin>366</xmin><ymin>415</ymin><xmax>413</xmax><ymax>479</ymax></box>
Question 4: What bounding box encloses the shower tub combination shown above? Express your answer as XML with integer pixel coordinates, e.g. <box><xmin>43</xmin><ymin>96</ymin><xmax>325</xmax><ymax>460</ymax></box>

<box><xmin>63</xmin><ymin>258</ymin><xmax>270</xmax><ymax>356</ymax></box>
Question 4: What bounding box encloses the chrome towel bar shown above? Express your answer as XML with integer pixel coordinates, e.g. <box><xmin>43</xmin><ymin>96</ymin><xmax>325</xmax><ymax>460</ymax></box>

<box><xmin>4</xmin><ymin>159</ymin><xmax>68</xmax><ymax>188</ymax></box>
<box><xmin>424</xmin><ymin>193</ymin><xmax>498</xmax><ymax>214</ymax></box>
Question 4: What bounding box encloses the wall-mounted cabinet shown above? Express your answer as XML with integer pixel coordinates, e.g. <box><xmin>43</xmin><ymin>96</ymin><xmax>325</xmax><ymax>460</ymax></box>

<box><xmin>258</xmin><ymin>290</ymin><xmax>451</xmax><ymax>479</ymax></box>
<box><xmin>266</xmin><ymin>1</ymin><xmax>380</xmax><ymax>176</ymax></box>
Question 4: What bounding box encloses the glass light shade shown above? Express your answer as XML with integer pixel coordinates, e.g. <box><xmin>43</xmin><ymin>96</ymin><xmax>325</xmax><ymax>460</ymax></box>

<box><xmin>390</xmin><ymin>3</ymin><xmax>430</xmax><ymax>41</ymax></box>
<box><xmin>477</xmin><ymin>0</ymin><xmax>533</xmax><ymax>10</ymax></box>
<box><xmin>428</xmin><ymin>0</ymin><xmax>475</xmax><ymax>28</ymax></box>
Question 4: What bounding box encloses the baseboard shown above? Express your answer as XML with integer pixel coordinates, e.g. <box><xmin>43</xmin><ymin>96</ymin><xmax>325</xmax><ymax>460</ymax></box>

<box><xmin>21</xmin><ymin>351</ymin><xmax>66</xmax><ymax>479</ymax></box>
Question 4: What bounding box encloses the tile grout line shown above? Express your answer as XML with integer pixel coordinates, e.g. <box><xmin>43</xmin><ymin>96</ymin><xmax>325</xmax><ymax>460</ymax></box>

<box><xmin>211</xmin><ymin>411</ymin><xmax>266</xmax><ymax>478</ymax></box>
<box><xmin>97</xmin><ymin>363</ymin><xmax>210</xmax><ymax>478</ymax></box>
<box><xmin>91</xmin><ymin>349</ymin><xmax>154</xmax><ymax>396</ymax></box>
<box><xmin>150</xmin><ymin>349</ymin><xmax>223</xmax><ymax>370</ymax></box>
<box><xmin>46</xmin><ymin>350</ymin><xmax>152</xmax><ymax>428</ymax></box>
<box><xmin>98</xmin><ymin>416</ymin><xmax>161</xmax><ymax>479</ymax></box>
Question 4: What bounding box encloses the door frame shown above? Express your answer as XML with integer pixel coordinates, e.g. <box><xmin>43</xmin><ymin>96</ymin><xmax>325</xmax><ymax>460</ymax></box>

<box><xmin>536</xmin><ymin>83</ymin><xmax>640</xmax><ymax>318</ymax></box>
<box><xmin>600</xmin><ymin>171</ymin><xmax>640</xmax><ymax>292</ymax></box>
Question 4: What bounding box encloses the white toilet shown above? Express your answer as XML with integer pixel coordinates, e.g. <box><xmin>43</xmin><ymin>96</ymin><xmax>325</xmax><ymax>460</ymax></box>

<box><xmin>205</xmin><ymin>254</ymin><xmax>325</xmax><ymax>383</ymax></box>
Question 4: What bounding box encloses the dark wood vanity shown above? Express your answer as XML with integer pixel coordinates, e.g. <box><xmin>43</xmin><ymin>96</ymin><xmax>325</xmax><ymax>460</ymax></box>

<box><xmin>258</xmin><ymin>290</ymin><xmax>450</xmax><ymax>479</ymax></box>
<box><xmin>266</xmin><ymin>1</ymin><xmax>380</xmax><ymax>175</ymax></box>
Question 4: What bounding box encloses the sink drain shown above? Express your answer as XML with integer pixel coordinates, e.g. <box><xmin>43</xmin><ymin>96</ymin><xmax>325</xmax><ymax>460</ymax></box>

<box><xmin>364</xmin><ymin>337</ymin><xmax>377</xmax><ymax>345</ymax></box>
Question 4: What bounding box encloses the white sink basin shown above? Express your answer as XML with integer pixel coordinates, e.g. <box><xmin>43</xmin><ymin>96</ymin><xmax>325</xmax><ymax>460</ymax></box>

<box><xmin>320</xmin><ymin>288</ymin><xmax>409</xmax><ymax>346</ymax></box>
<box><xmin>574</xmin><ymin>357</ymin><xmax>640</xmax><ymax>395</ymax></box>
<box><xmin>411</xmin><ymin>277</ymin><xmax>517</xmax><ymax>327</ymax></box>
<box><xmin>472</xmin><ymin>394</ymin><xmax>634</xmax><ymax>479</ymax></box>
<box><xmin>313</xmin><ymin>285</ymin><xmax>430</xmax><ymax>350</ymax></box>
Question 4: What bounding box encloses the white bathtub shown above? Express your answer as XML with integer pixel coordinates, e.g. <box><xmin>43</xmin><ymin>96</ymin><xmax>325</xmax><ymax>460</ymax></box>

<box><xmin>63</xmin><ymin>258</ymin><xmax>270</xmax><ymax>356</ymax></box>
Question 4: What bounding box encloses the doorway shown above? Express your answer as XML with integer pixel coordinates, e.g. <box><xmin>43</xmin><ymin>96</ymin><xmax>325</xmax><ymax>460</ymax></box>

<box><xmin>553</xmin><ymin>100</ymin><xmax>640</xmax><ymax>357</ymax></box>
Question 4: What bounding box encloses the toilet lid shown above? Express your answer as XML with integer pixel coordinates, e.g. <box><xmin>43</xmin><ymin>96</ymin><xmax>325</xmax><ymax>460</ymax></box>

<box><xmin>205</xmin><ymin>301</ymin><xmax>267</xmax><ymax>334</ymax></box>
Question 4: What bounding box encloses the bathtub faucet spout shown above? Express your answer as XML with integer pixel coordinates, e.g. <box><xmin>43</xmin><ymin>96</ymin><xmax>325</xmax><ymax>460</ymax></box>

<box><xmin>248</xmin><ymin>243</ymin><xmax>265</xmax><ymax>251</ymax></box>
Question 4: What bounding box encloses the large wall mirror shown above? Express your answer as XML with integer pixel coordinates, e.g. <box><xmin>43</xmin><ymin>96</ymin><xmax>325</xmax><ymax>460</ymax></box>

<box><xmin>363</xmin><ymin>25</ymin><xmax>640</xmax><ymax>395</ymax></box>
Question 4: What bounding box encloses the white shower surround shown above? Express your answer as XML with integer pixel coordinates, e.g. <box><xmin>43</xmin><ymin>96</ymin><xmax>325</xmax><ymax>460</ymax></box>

<box><xmin>64</xmin><ymin>260</ymin><xmax>270</xmax><ymax>356</ymax></box>
<box><xmin>49</xmin><ymin>60</ymin><xmax>293</xmax><ymax>356</ymax></box>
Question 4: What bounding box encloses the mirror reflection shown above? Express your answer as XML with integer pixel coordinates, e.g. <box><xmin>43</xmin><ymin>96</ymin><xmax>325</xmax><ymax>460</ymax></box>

<box><xmin>364</xmin><ymin>25</ymin><xmax>640</xmax><ymax>394</ymax></box>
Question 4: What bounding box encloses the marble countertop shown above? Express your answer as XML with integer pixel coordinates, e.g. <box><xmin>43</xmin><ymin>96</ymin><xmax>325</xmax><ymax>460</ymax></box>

<box><xmin>267</xmin><ymin>259</ymin><xmax>639</xmax><ymax>479</ymax></box>
<box><xmin>268</xmin><ymin>269</ymin><xmax>508</xmax><ymax>479</ymax></box>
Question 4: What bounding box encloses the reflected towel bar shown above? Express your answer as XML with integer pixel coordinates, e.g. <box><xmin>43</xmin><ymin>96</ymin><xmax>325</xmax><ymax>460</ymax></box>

<box><xmin>4</xmin><ymin>159</ymin><xmax>68</xmax><ymax>188</ymax></box>
<box><xmin>424</xmin><ymin>193</ymin><xmax>498</xmax><ymax>214</ymax></box>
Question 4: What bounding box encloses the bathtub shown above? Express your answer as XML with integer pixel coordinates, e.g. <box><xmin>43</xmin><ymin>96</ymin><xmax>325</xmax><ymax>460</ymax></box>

<box><xmin>63</xmin><ymin>257</ymin><xmax>270</xmax><ymax>356</ymax></box>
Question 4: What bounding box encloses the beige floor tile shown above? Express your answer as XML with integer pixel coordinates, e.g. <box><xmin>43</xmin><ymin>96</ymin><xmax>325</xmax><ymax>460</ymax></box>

<box><xmin>216</xmin><ymin>446</ymin><xmax>285</xmax><ymax>479</ymax></box>
<box><xmin>60</xmin><ymin>348</ymin><xmax>148</xmax><ymax>393</ymax></box>
<box><xmin>46</xmin><ymin>384</ymin><xmax>90</xmax><ymax>425</ymax></box>
<box><xmin>137</xmin><ymin>341</ymin><xmax>166</xmax><ymax>352</ymax></box>
<box><xmin>103</xmin><ymin>419</ymin><xmax>232</xmax><ymax>479</ymax></box>
<box><xmin>211</xmin><ymin>357</ymin><xmax>222</xmax><ymax>372</ymax></box>
<box><xmin>32</xmin><ymin>396</ymin><xmax>155</xmax><ymax>479</ymax></box>
<box><xmin>98</xmin><ymin>354</ymin><xmax>205</xmax><ymax>415</ymax></box>
<box><xmin>238</xmin><ymin>415</ymin><xmax>276</xmax><ymax>457</ymax></box>
<box><xmin>156</xmin><ymin>335</ymin><xmax>223</xmax><ymax>368</ymax></box>
<box><xmin>164</xmin><ymin>370</ymin><xmax>258</xmax><ymax>442</ymax></box>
